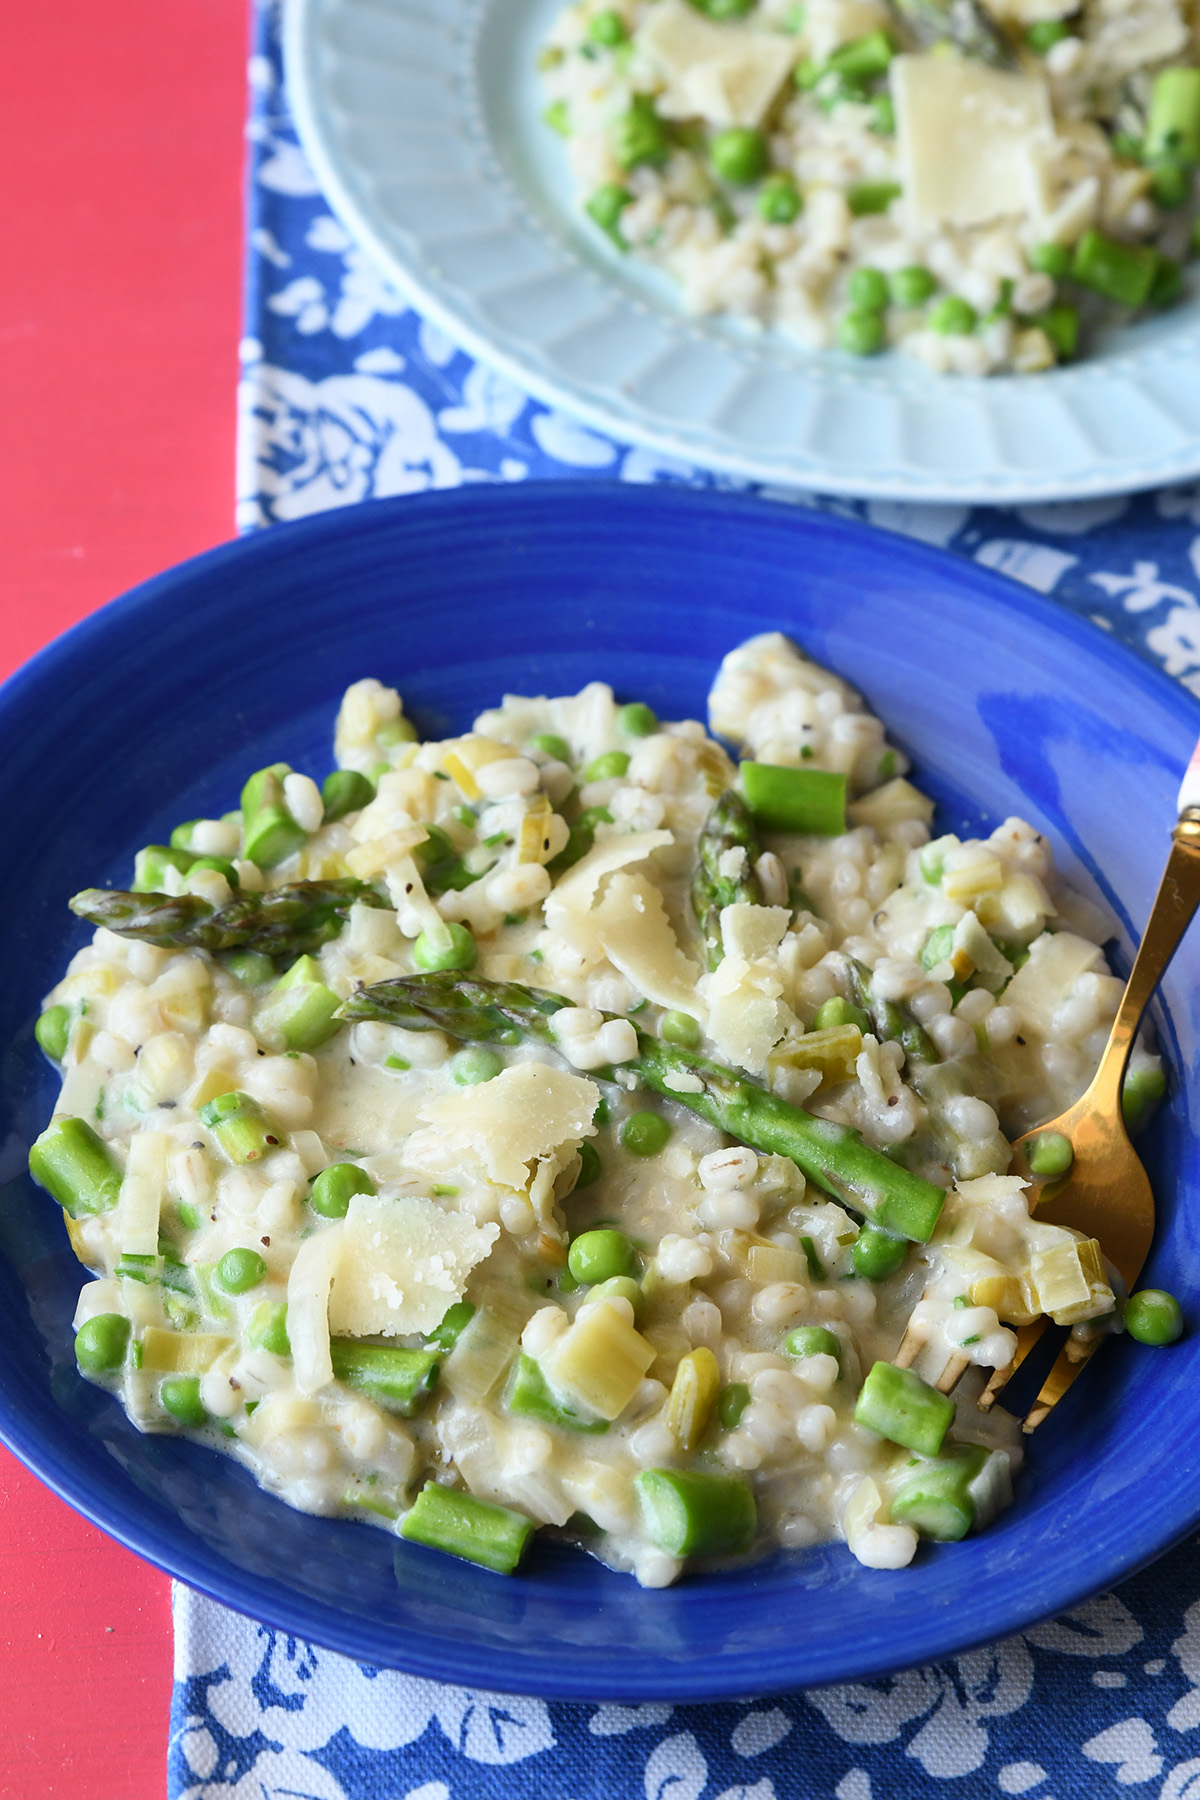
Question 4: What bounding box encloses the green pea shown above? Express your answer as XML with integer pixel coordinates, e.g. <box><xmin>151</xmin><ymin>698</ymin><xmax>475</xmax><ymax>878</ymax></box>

<box><xmin>717</xmin><ymin>1381</ymin><xmax>750</xmax><ymax>1429</ymax></box>
<box><xmin>838</xmin><ymin>309</ymin><xmax>885</xmax><ymax>355</ymax></box>
<box><xmin>852</xmin><ymin>1225</ymin><xmax>908</xmax><ymax>1280</ymax></box>
<box><xmin>620</xmin><ymin>1110</ymin><xmax>671</xmax><ymax>1157</ymax></box>
<box><xmin>929</xmin><ymin>295</ymin><xmax>977</xmax><ymax>335</ymax></box>
<box><xmin>412</xmin><ymin>922</ymin><xmax>477</xmax><ymax>972</ymax></box>
<box><xmin>75</xmin><ymin>1313</ymin><xmax>130</xmax><ymax>1373</ymax></box>
<box><xmin>588</xmin><ymin>1274</ymin><xmax>643</xmax><ymax>1316</ymax></box>
<box><xmin>617</xmin><ymin>702</ymin><xmax>658</xmax><ymax>737</ymax></box>
<box><xmin>247</xmin><ymin>1301</ymin><xmax>291</xmax><ymax>1357</ymax></box>
<box><xmin>568</xmin><ymin>1228</ymin><xmax>637</xmax><ymax>1286</ymax></box>
<box><xmin>848</xmin><ymin>266</ymin><xmax>889</xmax><ymax>311</ymax></box>
<box><xmin>216</xmin><ymin>1248</ymin><xmax>267</xmax><ymax>1294</ymax></box>
<box><xmin>35</xmin><ymin>1005</ymin><xmax>71</xmax><ymax>1062</ymax></box>
<box><xmin>757</xmin><ymin>174</ymin><xmax>802</xmax><ymax>224</ymax></box>
<box><xmin>310</xmin><ymin>1162</ymin><xmax>375</xmax><ymax>1219</ymax></box>
<box><xmin>1029</xmin><ymin>241</ymin><xmax>1071</xmax><ymax>279</ymax></box>
<box><xmin>586</xmin><ymin>183</ymin><xmax>634</xmax><ymax>247</ymax></box>
<box><xmin>161</xmin><ymin>1375</ymin><xmax>207</xmax><ymax>1428</ymax></box>
<box><xmin>1027</xmin><ymin>1131</ymin><xmax>1073</xmax><ymax>1177</ymax></box>
<box><xmin>583</xmin><ymin>751</ymin><xmax>630</xmax><ymax>782</ymax></box>
<box><xmin>783</xmin><ymin>1325</ymin><xmax>841</xmax><ymax>1361</ymax></box>
<box><xmin>710</xmin><ymin>127</ymin><xmax>768</xmax><ymax>185</ymax></box>
<box><xmin>225</xmin><ymin>950</ymin><xmax>275</xmax><ymax>986</ymax></box>
<box><xmin>529</xmin><ymin>732</ymin><xmax>572</xmax><ymax>763</ymax></box>
<box><xmin>889</xmin><ymin>264</ymin><xmax>936</xmax><ymax>307</ymax></box>
<box><xmin>452</xmin><ymin>1046</ymin><xmax>504</xmax><ymax>1086</ymax></box>
<box><xmin>178</xmin><ymin>1201</ymin><xmax>203</xmax><ymax>1231</ymax></box>
<box><xmin>660</xmin><ymin>1009</ymin><xmax>701</xmax><ymax>1048</ymax></box>
<box><xmin>575</xmin><ymin>1140</ymin><xmax>602</xmax><ymax>1190</ymax></box>
<box><xmin>1125</xmin><ymin>1288</ymin><xmax>1184</xmax><ymax>1346</ymax></box>
<box><xmin>1123</xmin><ymin>1063</ymin><xmax>1167</xmax><ymax>1133</ymax></box>
<box><xmin>588</xmin><ymin>8</ymin><xmax>627</xmax><ymax>44</ymax></box>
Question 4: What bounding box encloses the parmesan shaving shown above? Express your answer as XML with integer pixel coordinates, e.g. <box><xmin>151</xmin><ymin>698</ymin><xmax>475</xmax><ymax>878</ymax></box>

<box><xmin>543</xmin><ymin>829</ymin><xmax>673</xmax><ymax>956</ymax></box>
<box><xmin>408</xmin><ymin>1064</ymin><xmax>600</xmax><ymax>1192</ymax></box>
<box><xmin>593</xmin><ymin>871</ymin><xmax>705</xmax><ymax>1018</ymax></box>
<box><xmin>327</xmin><ymin>1193</ymin><xmax>500</xmax><ymax>1339</ymax></box>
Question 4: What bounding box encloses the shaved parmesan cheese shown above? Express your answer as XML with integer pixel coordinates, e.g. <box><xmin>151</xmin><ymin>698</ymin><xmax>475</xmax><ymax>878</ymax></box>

<box><xmin>410</xmin><ymin>1064</ymin><xmax>600</xmax><ymax>1192</ymax></box>
<box><xmin>593</xmin><ymin>871</ymin><xmax>705</xmax><ymax>1017</ymax></box>
<box><xmin>119</xmin><ymin>1129</ymin><xmax>168</xmax><ymax>1256</ymax></box>
<box><xmin>892</xmin><ymin>55</ymin><xmax>1055</xmax><ymax>230</ymax></box>
<box><xmin>637</xmin><ymin>0</ymin><xmax>797</xmax><ymax>128</ymax></box>
<box><xmin>328</xmin><ymin>1193</ymin><xmax>500</xmax><ymax>1340</ymax></box>
<box><xmin>720</xmin><ymin>902</ymin><xmax>790</xmax><ymax>963</ymax></box>
<box><xmin>288</xmin><ymin>1223</ymin><xmax>344</xmax><ymax>1395</ymax></box>
<box><xmin>544</xmin><ymin>829</ymin><xmax>674</xmax><ymax>956</ymax></box>
<box><xmin>701</xmin><ymin>916</ymin><xmax>798</xmax><ymax>1074</ymax></box>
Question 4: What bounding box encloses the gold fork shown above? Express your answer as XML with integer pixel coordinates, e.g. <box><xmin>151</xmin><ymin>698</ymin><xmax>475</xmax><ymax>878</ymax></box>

<box><xmin>895</xmin><ymin>783</ymin><xmax>1200</xmax><ymax>1434</ymax></box>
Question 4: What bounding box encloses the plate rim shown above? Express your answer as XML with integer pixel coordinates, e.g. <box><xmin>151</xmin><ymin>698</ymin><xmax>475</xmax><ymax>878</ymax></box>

<box><xmin>280</xmin><ymin>0</ymin><xmax>1200</xmax><ymax>506</ymax></box>
<box><xmin>4</xmin><ymin>481</ymin><xmax>1200</xmax><ymax>1697</ymax></box>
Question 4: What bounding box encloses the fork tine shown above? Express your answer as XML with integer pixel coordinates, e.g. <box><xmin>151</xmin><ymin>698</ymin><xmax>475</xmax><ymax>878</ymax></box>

<box><xmin>1020</xmin><ymin>1337</ymin><xmax>1102</xmax><ymax>1433</ymax></box>
<box><xmin>976</xmin><ymin>1318</ymin><xmax>1049</xmax><ymax>1411</ymax></box>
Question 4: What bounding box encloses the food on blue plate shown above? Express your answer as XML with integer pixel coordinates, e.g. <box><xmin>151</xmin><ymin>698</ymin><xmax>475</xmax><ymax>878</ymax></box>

<box><xmin>30</xmin><ymin>634</ymin><xmax>1168</xmax><ymax>1585</ymax></box>
<box><xmin>538</xmin><ymin>0</ymin><xmax>1199</xmax><ymax>373</ymax></box>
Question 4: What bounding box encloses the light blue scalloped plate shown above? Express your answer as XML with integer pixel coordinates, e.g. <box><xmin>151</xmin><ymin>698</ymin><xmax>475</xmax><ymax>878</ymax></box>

<box><xmin>283</xmin><ymin>0</ymin><xmax>1200</xmax><ymax>502</ymax></box>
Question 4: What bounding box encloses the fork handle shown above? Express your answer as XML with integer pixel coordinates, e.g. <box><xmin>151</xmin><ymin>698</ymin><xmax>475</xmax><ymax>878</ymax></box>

<box><xmin>1086</xmin><ymin>807</ymin><xmax>1200</xmax><ymax>1113</ymax></box>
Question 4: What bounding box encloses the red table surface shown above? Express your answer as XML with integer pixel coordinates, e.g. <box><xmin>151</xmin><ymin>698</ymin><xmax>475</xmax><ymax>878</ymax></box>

<box><xmin>0</xmin><ymin>3</ymin><xmax>247</xmax><ymax>1793</ymax></box>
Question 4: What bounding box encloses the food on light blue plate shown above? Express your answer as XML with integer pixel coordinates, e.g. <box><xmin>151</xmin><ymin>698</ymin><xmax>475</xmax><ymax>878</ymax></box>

<box><xmin>539</xmin><ymin>0</ymin><xmax>1200</xmax><ymax>372</ymax></box>
<box><xmin>30</xmin><ymin>633</ymin><xmax>1172</xmax><ymax>1584</ymax></box>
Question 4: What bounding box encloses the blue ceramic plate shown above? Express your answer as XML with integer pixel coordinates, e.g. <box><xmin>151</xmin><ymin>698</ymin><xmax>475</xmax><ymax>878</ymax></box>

<box><xmin>2</xmin><ymin>484</ymin><xmax>1198</xmax><ymax>1700</ymax></box>
<box><xmin>282</xmin><ymin>0</ymin><xmax>1200</xmax><ymax>503</ymax></box>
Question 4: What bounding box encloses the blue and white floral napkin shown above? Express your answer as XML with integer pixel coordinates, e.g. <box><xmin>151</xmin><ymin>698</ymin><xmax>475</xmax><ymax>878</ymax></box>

<box><xmin>172</xmin><ymin>5</ymin><xmax>1200</xmax><ymax>1796</ymax></box>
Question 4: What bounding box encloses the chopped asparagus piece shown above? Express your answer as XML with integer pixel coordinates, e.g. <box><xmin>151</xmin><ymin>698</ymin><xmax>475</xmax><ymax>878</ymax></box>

<box><xmin>199</xmin><ymin>1091</ymin><xmax>282</xmax><ymax>1165</ymax></box>
<box><xmin>855</xmin><ymin>1361</ymin><xmax>955</xmax><ymax>1456</ymax></box>
<box><xmin>255</xmin><ymin>954</ymin><xmax>342</xmax><ymax>1052</ymax></box>
<box><xmin>330</xmin><ymin>1339</ymin><xmax>441</xmax><ymax>1416</ymax></box>
<box><xmin>890</xmin><ymin>1444</ymin><xmax>988</xmax><ymax>1540</ymax></box>
<box><xmin>741</xmin><ymin>762</ymin><xmax>847</xmax><ymax>835</ymax></box>
<box><xmin>29</xmin><ymin>1117</ymin><xmax>122</xmax><ymax>1217</ymax></box>
<box><xmin>635</xmin><ymin>1468</ymin><xmax>757</xmax><ymax>1557</ymax></box>
<box><xmin>400</xmin><ymin>1481</ymin><xmax>534</xmax><ymax>1574</ymax></box>
<box><xmin>505</xmin><ymin>1353</ymin><xmax>609</xmax><ymax>1433</ymax></box>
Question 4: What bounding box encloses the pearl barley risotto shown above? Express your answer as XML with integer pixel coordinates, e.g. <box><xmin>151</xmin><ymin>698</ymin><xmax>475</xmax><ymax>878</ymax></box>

<box><xmin>539</xmin><ymin>0</ymin><xmax>1200</xmax><ymax>371</ymax></box>
<box><xmin>29</xmin><ymin>634</ymin><xmax>1163</xmax><ymax>1585</ymax></box>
